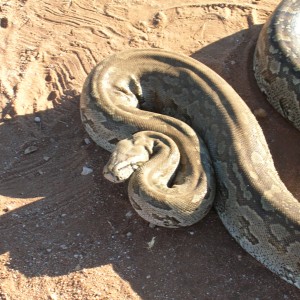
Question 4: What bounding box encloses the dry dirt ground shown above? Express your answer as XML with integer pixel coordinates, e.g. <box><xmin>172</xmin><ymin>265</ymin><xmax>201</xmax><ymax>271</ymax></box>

<box><xmin>0</xmin><ymin>0</ymin><xmax>300</xmax><ymax>299</ymax></box>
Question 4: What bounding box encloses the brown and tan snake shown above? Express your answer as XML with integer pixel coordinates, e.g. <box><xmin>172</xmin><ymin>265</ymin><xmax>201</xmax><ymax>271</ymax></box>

<box><xmin>80</xmin><ymin>0</ymin><xmax>300</xmax><ymax>288</ymax></box>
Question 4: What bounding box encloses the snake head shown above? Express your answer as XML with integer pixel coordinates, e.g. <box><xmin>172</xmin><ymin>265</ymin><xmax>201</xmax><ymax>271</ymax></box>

<box><xmin>103</xmin><ymin>136</ymin><xmax>151</xmax><ymax>183</ymax></box>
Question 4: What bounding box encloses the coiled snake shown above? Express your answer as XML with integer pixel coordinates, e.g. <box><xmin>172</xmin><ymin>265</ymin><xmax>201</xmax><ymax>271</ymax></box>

<box><xmin>80</xmin><ymin>0</ymin><xmax>300</xmax><ymax>288</ymax></box>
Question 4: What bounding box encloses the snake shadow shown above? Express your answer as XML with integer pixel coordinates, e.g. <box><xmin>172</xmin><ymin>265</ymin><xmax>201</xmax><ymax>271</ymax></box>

<box><xmin>0</xmin><ymin>27</ymin><xmax>299</xmax><ymax>299</ymax></box>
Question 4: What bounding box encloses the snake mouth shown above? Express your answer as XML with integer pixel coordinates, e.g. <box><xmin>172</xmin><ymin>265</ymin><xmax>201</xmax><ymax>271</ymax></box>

<box><xmin>103</xmin><ymin>169</ymin><xmax>122</xmax><ymax>183</ymax></box>
<box><xmin>103</xmin><ymin>161</ymin><xmax>141</xmax><ymax>183</ymax></box>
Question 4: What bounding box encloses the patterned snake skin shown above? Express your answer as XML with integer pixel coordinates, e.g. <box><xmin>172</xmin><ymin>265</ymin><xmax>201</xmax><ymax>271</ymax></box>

<box><xmin>80</xmin><ymin>0</ymin><xmax>300</xmax><ymax>289</ymax></box>
<box><xmin>254</xmin><ymin>0</ymin><xmax>300</xmax><ymax>130</ymax></box>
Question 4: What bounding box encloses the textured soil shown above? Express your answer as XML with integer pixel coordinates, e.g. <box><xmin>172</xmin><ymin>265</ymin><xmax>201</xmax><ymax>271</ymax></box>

<box><xmin>0</xmin><ymin>0</ymin><xmax>300</xmax><ymax>299</ymax></box>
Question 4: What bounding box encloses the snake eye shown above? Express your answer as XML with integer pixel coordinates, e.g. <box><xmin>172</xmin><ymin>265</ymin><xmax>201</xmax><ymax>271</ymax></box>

<box><xmin>108</xmin><ymin>138</ymin><xmax>120</xmax><ymax>145</ymax></box>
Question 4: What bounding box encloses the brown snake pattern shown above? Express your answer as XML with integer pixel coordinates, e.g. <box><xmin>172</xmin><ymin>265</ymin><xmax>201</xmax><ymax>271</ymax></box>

<box><xmin>254</xmin><ymin>0</ymin><xmax>300</xmax><ymax>130</ymax></box>
<box><xmin>80</xmin><ymin>0</ymin><xmax>300</xmax><ymax>289</ymax></box>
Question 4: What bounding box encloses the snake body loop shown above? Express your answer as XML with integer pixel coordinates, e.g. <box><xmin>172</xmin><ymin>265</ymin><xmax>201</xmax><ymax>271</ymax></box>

<box><xmin>254</xmin><ymin>0</ymin><xmax>300</xmax><ymax>130</ymax></box>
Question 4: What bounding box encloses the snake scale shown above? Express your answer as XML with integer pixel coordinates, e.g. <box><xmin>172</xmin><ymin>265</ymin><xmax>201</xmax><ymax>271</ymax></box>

<box><xmin>80</xmin><ymin>0</ymin><xmax>300</xmax><ymax>288</ymax></box>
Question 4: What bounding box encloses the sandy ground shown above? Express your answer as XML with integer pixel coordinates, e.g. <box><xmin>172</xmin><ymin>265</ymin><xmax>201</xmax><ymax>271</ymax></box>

<box><xmin>0</xmin><ymin>0</ymin><xmax>300</xmax><ymax>299</ymax></box>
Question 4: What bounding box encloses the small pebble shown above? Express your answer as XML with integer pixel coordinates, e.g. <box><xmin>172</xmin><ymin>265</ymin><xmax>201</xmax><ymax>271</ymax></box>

<box><xmin>125</xmin><ymin>211</ymin><xmax>133</xmax><ymax>218</ymax></box>
<box><xmin>34</xmin><ymin>116</ymin><xmax>41</xmax><ymax>123</ymax></box>
<box><xmin>148</xmin><ymin>223</ymin><xmax>156</xmax><ymax>229</ymax></box>
<box><xmin>147</xmin><ymin>237</ymin><xmax>156</xmax><ymax>249</ymax></box>
<box><xmin>43</xmin><ymin>155</ymin><xmax>50</xmax><ymax>161</ymax></box>
<box><xmin>126</xmin><ymin>232</ymin><xmax>132</xmax><ymax>238</ymax></box>
<box><xmin>24</xmin><ymin>145</ymin><xmax>38</xmax><ymax>154</ymax></box>
<box><xmin>84</xmin><ymin>138</ymin><xmax>91</xmax><ymax>145</ymax></box>
<box><xmin>153</xmin><ymin>11</ymin><xmax>168</xmax><ymax>27</ymax></box>
<box><xmin>81</xmin><ymin>166</ymin><xmax>93</xmax><ymax>175</ymax></box>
